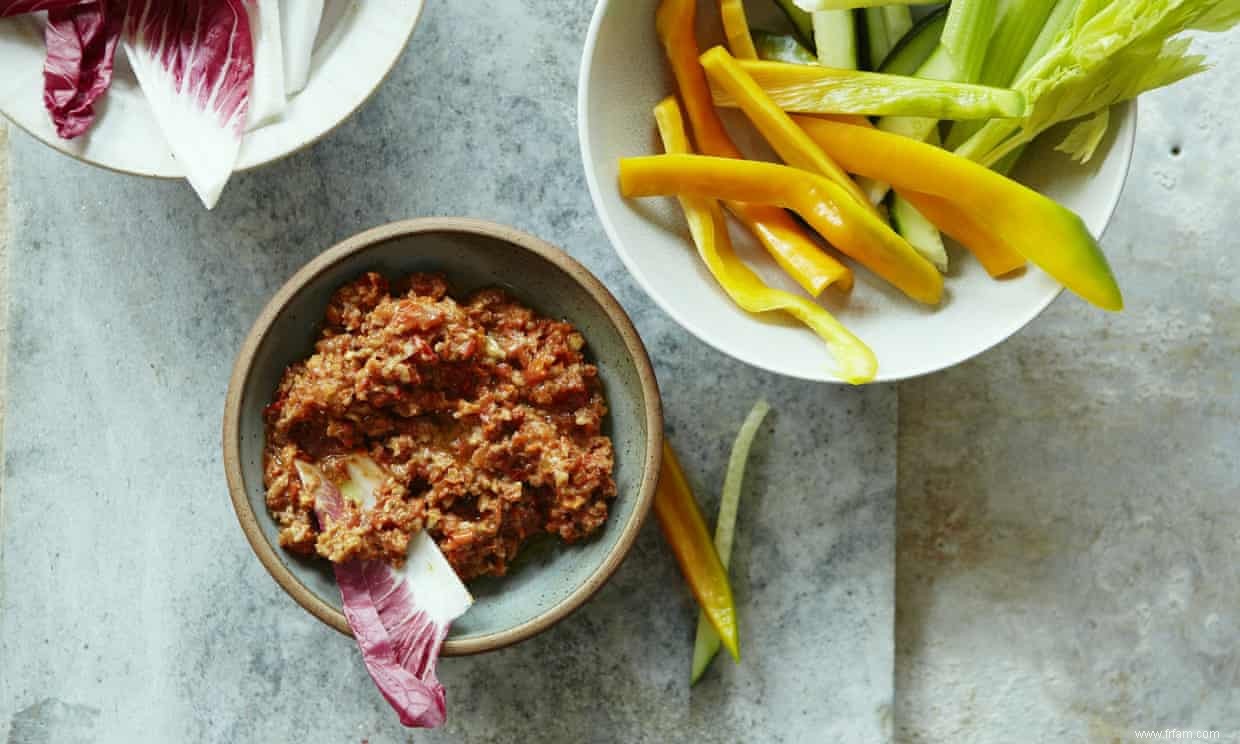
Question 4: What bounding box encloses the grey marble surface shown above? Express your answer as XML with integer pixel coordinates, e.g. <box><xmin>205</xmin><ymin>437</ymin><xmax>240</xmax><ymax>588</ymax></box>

<box><xmin>894</xmin><ymin>31</ymin><xmax>1240</xmax><ymax>743</ymax></box>
<box><xmin>0</xmin><ymin>2</ymin><xmax>895</xmax><ymax>743</ymax></box>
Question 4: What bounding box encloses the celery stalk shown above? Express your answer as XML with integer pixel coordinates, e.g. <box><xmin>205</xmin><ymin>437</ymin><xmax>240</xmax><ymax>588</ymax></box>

<box><xmin>941</xmin><ymin>0</ymin><xmax>998</xmax><ymax>84</ymax></box>
<box><xmin>943</xmin><ymin>0</ymin><xmax>1061</xmax><ymax>150</ymax></box>
<box><xmin>690</xmin><ymin>400</ymin><xmax>771</xmax><ymax>685</ymax></box>
<box><xmin>861</xmin><ymin>0</ymin><xmax>996</xmax><ymax>204</ymax></box>
<box><xmin>710</xmin><ymin>61</ymin><xmax>1026</xmax><ymax>120</ymax></box>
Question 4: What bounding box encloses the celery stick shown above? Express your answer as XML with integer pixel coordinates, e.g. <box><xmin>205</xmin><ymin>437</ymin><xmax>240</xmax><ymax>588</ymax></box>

<box><xmin>941</xmin><ymin>0</ymin><xmax>997</xmax><ymax>84</ymax></box>
<box><xmin>711</xmin><ymin>61</ymin><xmax>1026</xmax><ymax>119</ymax></box>
<box><xmin>861</xmin><ymin>0</ymin><xmax>995</xmax><ymax>203</ymax></box>
<box><xmin>953</xmin><ymin>0</ymin><xmax>1082</xmax><ymax>166</ymax></box>
<box><xmin>813</xmin><ymin>10</ymin><xmax>859</xmax><ymax>69</ymax></box>
<box><xmin>943</xmin><ymin>0</ymin><xmax>1059</xmax><ymax>150</ymax></box>
<box><xmin>690</xmin><ymin>401</ymin><xmax>771</xmax><ymax>685</ymax></box>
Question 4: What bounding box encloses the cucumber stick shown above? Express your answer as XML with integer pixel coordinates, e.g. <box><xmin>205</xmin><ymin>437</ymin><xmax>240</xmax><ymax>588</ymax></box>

<box><xmin>771</xmin><ymin>0</ymin><xmax>816</xmax><ymax>50</ymax></box>
<box><xmin>889</xmin><ymin>130</ymin><xmax>948</xmax><ymax>272</ymax></box>
<box><xmin>813</xmin><ymin>10</ymin><xmax>859</xmax><ymax>69</ymax></box>
<box><xmin>878</xmin><ymin>7</ymin><xmax>947</xmax><ymax>76</ymax></box>
<box><xmin>864</xmin><ymin>5</ymin><xmax>912</xmax><ymax>70</ymax></box>
<box><xmin>753</xmin><ymin>30</ymin><xmax>818</xmax><ymax>65</ymax></box>
<box><xmin>863</xmin><ymin>9</ymin><xmax>889</xmax><ymax>70</ymax></box>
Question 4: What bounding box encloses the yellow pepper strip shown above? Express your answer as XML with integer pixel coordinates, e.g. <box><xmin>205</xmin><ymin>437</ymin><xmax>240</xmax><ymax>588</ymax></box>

<box><xmin>654</xmin><ymin>97</ymin><xmax>877</xmax><ymax>383</ymax></box>
<box><xmin>620</xmin><ymin>154</ymin><xmax>944</xmax><ymax>306</ymax></box>
<box><xmin>655</xmin><ymin>443</ymin><xmax>740</xmax><ymax>661</ymax></box>
<box><xmin>799</xmin><ymin>114</ymin><xmax>1028</xmax><ymax>277</ymax></box>
<box><xmin>792</xmin><ymin>116</ymin><xmax>1124</xmax><ymax>311</ymax></box>
<box><xmin>656</xmin><ymin>0</ymin><xmax>853</xmax><ymax>296</ymax></box>
<box><xmin>699</xmin><ymin>46</ymin><xmax>876</xmax><ymax>214</ymax></box>
<box><xmin>720</xmin><ymin>0</ymin><xmax>758</xmax><ymax>60</ymax></box>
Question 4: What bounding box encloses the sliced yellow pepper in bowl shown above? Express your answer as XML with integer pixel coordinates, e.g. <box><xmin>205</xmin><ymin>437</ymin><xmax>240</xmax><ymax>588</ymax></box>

<box><xmin>791</xmin><ymin>116</ymin><xmax>1124</xmax><ymax>311</ymax></box>
<box><xmin>656</xmin><ymin>0</ymin><xmax>853</xmax><ymax>297</ymax></box>
<box><xmin>620</xmin><ymin>154</ymin><xmax>944</xmax><ymax>306</ymax></box>
<box><xmin>652</xmin><ymin>97</ymin><xmax>878</xmax><ymax>383</ymax></box>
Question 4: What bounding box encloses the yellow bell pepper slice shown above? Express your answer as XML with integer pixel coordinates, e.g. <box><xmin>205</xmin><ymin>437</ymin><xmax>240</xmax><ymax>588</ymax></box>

<box><xmin>656</xmin><ymin>0</ymin><xmax>852</xmax><ymax>296</ymax></box>
<box><xmin>720</xmin><ymin>0</ymin><xmax>758</xmax><ymax>60</ymax></box>
<box><xmin>791</xmin><ymin>116</ymin><xmax>1124</xmax><ymax>311</ymax></box>
<box><xmin>699</xmin><ymin>46</ymin><xmax>875</xmax><ymax>213</ymax></box>
<box><xmin>620</xmin><ymin>153</ymin><xmax>944</xmax><ymax>306</ymax></box>
<box><xmin>799</xmin><ymin>114</ymin><xmax>1028</xmax><ymax>277</ymax></box>
<box><xmin>653</xmin><ymin>97</ymin><xmax>877</xmax><ymax>383</ymax></box>
<box><xmin>655</xmin><ymin>443</ymin><xmax>740</xmax><ymax>661</ymax></box>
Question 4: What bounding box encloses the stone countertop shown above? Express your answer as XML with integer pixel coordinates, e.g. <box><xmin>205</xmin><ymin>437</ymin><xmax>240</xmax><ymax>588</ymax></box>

<box><xmin>2</xmin><ymin>3</ymin><xmax>1239</xmax><ymax>744</ymax></box>
<box><xmin>0</xmin><ymin>2</ymin><xmax>894</xmax><ymax>743</ymax></box>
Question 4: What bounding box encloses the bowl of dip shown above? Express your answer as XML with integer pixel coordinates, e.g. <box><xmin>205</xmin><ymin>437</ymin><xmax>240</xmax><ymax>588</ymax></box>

<box><xmin>223</xmin><ymin>218</ymin><xmax>663</xmax><ymax>654</ymax></box>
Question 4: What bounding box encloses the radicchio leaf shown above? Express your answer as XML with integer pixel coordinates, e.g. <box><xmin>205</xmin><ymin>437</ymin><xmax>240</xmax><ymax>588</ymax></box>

<box><xmin>295</xmin><ymin>460</ymin><xmax>473</xmax><ymax>729</ymax></box>
<box><xmin>0</xmin><ymin>0</ymin><xmax>89</xmax><ymax>16</ymax></box>
<box><xmin>123</xmin><ymin>0</ymin><xmax>255</xmax><ymax>209</ymax></box>
<box><xmin>42</xmin><ymin>0</ymin><xmax>122</xmax><ymax>139</ymax></box>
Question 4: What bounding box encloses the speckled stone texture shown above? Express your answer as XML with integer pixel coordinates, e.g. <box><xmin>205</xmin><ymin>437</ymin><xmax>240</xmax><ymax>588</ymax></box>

<box><xmin>894</xmin><ymin>31</ymin><xmax>1240</xmax><ymax>744</ymax></box>
<box><xmin>0</xmin><ymin>2</ymin><xmax>895</xmax><ymax>743</ymax></box>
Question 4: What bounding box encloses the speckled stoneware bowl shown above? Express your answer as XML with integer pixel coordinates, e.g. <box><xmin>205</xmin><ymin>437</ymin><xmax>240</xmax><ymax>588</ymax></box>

<box><xmin>223</xmin><ymin>218</ymin><xmax>663</xmax><ymax>655</ymax></box>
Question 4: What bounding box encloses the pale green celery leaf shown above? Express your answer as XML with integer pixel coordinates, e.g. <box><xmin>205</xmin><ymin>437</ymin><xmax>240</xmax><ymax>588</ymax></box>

<box><xmin>1055</xmin><ymin>107</ymin><xmax>1110</xmax><ymax>162</ymax></box>
<box><xmin>967</xmin><ymin>0</ymin><xmax>1240</xmax><ymax>164</ymax></box>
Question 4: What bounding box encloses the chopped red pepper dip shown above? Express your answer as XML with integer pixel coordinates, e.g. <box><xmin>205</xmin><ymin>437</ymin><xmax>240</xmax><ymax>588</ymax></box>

<box><xmin>263</xmin><ymin>272</ymin><xmax>616</xmax><ymax>581</ymax></box>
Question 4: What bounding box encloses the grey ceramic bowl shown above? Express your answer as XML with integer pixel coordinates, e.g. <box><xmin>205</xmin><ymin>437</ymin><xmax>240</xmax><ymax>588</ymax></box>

<box><xmin>223</xmin><ymin>218</ymin><xmax>663</xmax><ymax>655</ymax></box>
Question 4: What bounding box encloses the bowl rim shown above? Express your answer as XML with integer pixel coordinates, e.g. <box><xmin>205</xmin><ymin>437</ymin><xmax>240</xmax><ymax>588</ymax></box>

<box><xmin>0</xmin><ymin>0</ymin><xmax>425</xmax><ymax>181</ymax></box>
<box><xmin>221</xmin><ymin>217</ymin><xmax>664</xmax><ymax>656</ymax></box>
<box><xmin>576</xmin><ymin>0</ymin><xmax>1138</xmax><ymax>384</ymax></box>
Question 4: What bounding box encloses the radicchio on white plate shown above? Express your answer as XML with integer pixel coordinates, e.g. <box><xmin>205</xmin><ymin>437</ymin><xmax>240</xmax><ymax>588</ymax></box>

<box><xmin>123</xmin><ymin>0</ymin><xmax>256</xmax><ymax>209</ymax></box>
<box><xmin>295</xmin><ymin>459</ymin><xmax>474</xmax><ymax>730</ymax></box>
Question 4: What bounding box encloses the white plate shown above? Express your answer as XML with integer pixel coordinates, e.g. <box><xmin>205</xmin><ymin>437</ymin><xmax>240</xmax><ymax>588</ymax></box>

<box><xmin>0</xmin><ymin>0</ymin><xmax>423</xmax><ymax>179</ymax></box>
<box><xmin>579</xmin><ymin>0</ymin><xmax>1136</xmax><ymax>383</ymax></box>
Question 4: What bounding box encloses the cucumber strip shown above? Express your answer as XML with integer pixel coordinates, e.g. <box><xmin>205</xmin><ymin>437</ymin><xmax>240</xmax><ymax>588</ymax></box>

<box><xmin>710</xmin><ymin>61</ymin><xmax>1026</xmax><ymax>119</ymax></box>
<box><xmin>890</xmin><ymin>127</ymin><xmax>949</xmax><ymax>273</ymax></box>
<box><xmin>891</xmin><ymin>194</ymin><xmax>948</xmax><ymax>273</ymax></box>
<box><xmin>812</xmin><ymin>10</ymin><xmax>859</xmax><ymax>69</ymax></box>
<box><xmin>941</xmin><ymin>0</ymin><xmax>998</xmax><ymax>84</ymax></box>
<box><xmin>690</xmin><ymin>400</ymin><xmax>772</xmax><ymax>685</ymax></box>
<box><xmin>863</xmin><ymin>8</ymin><xmax>891</xmax><ymax>71</ymax></box>
<box><xmin>881</xmin><ymin>5</ymin><xmax>913</xmax><ymax>44</ymax></box>
<box><xmin>771</xmin><ymin>0</ymin><xmax>817</xmax><ymax>50</ymax></box>
<box><xmin>753</xmin><ymin>30</ymin><xmax>818</xmax><ymax>65</ymax></box>
<box><xmin>877</xmin><ymin>6</ymin><xmax>947</xmax><ymax>76</ymax></box>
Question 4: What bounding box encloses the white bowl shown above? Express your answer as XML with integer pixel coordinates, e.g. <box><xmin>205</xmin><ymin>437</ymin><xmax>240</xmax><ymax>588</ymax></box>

<box><xmin>579</xmin><ymin>0</ymin><xmax>1136</xmax><ymax>383</ymax></box>
<box><xmin>0</xmin><ymin>0</ymin><xmax>422</xmax><ymax>179</ymax></box>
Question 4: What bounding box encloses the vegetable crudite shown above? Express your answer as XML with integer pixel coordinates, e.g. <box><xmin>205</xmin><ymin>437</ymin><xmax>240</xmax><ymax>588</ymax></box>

<box><xmin>224</xmin><ymin>218</ymin><xmax>664</xmax><ymax>720</ymax></box>
<box><xmin>612</xmin><ymin>0</ymin><xmax>1240</xmax><ymax>383</ymax></box>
